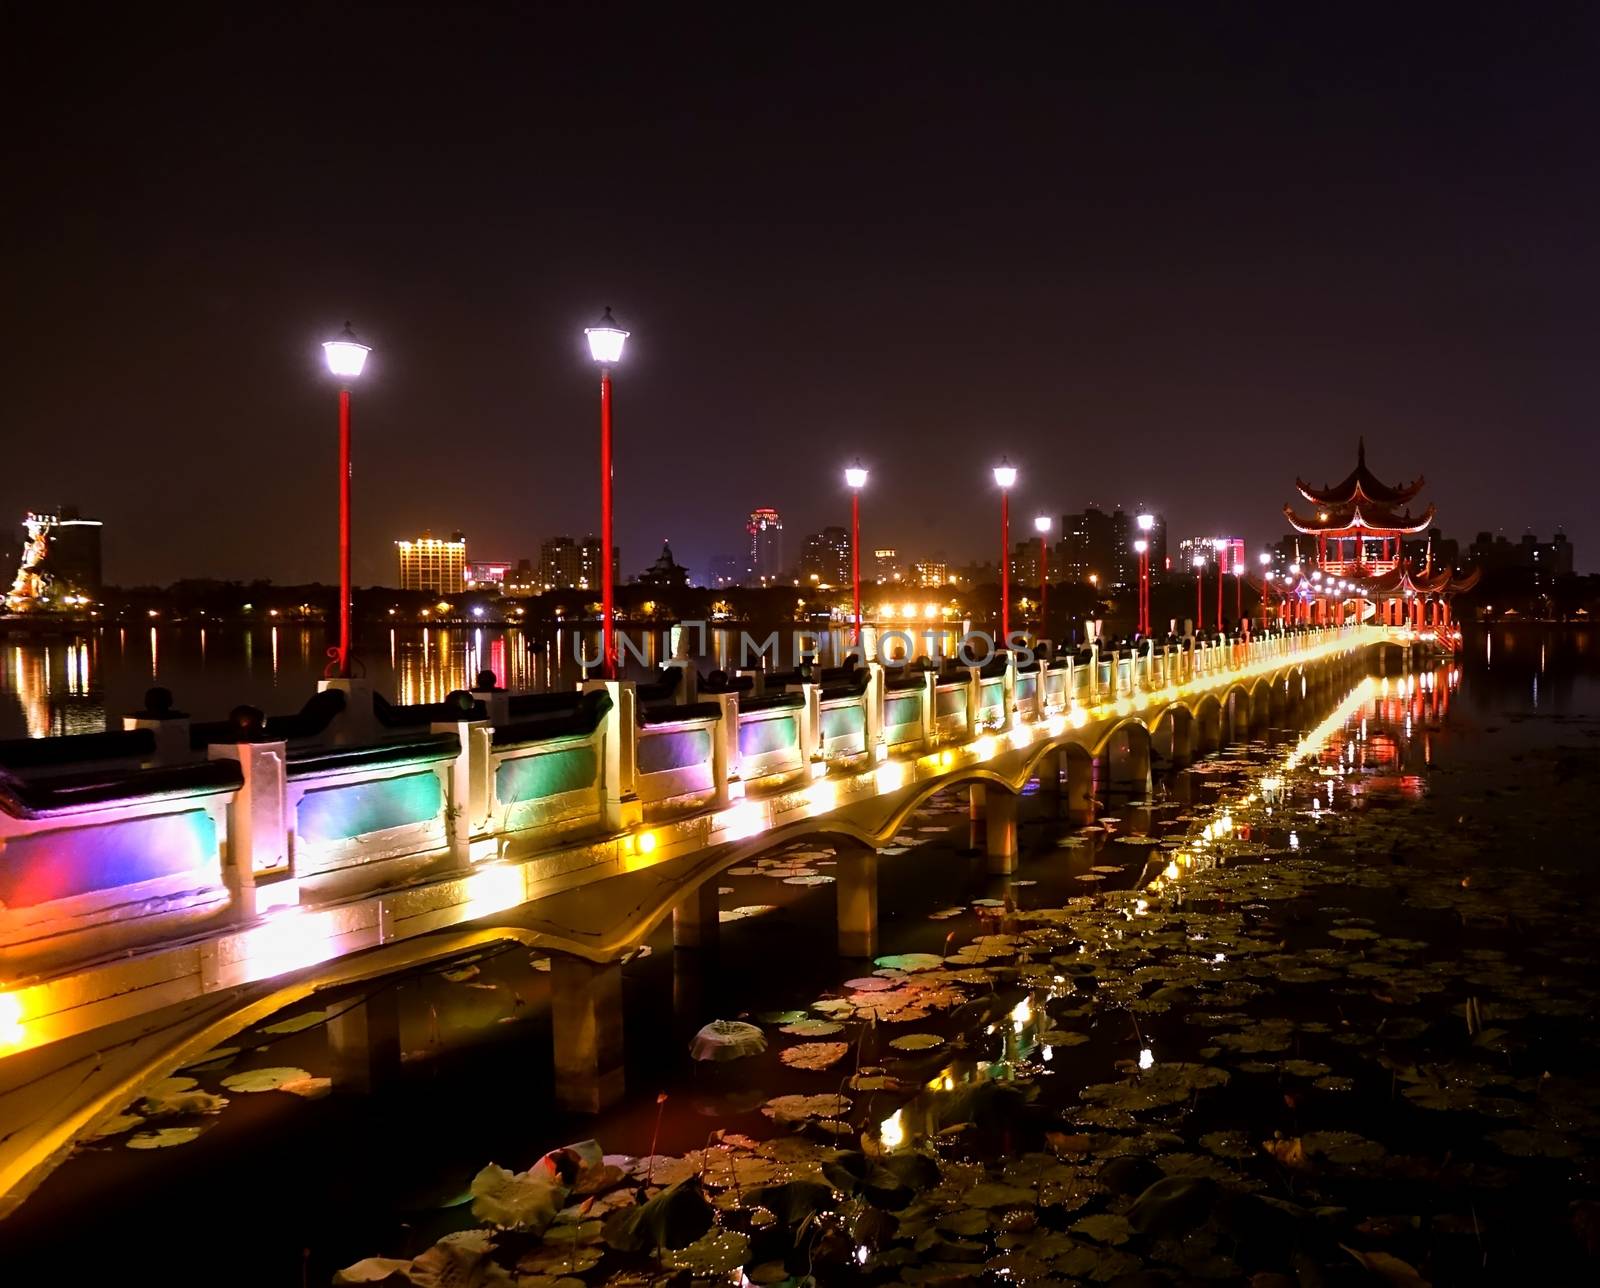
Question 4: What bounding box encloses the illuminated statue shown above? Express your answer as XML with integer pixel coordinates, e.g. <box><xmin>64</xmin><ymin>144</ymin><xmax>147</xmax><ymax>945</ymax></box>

<box><xmin>5</xmin><ymin>513</ymin><xmax>56</xmax><ymax>612</ymax></box>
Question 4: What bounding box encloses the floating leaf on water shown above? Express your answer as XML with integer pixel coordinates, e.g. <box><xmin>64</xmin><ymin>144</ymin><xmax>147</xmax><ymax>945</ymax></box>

<box><xmin>779</xmin><ymin>1018</ymin><xmax>843</xmax><ymax>1037</ymax></box>
<box><xmin>964</xmin><ymin>1181</ymin><xmax>1037</xmax><ymax>1208</ymax></box>
<box><xmin>1313</xmin><ymin>1075</ymin><xmax>1355</xmax><ymax>1091</ymax></box>
<box><xmin>86</xmin><ymin>1111</ymin><xmax>145</xmax><ymax>1140</ymax></box>
<box><xmin>441</xmin><ymin>964</ymin><xmax>480</xmax><ymax>982</ymax></box>
<box><xmin>663</xmin><ymin>1228</ymin><xmax>750</xmax><ymax>1274</ymax></box>
<box><xmin>221</xmin><ymin>1066</ymin><xmax>315</xmax><ymax>1093</ymax></box>
<box><xmin>257</xmin><ymin>1010</ymin><xmax>328</xmax><ymax>1036</ymax></box>
<box><xmin>603</xmin><ymin>1177</ymin><xmax>714</xmax><ymax>1252</ymax></box>
<box><xmin>873</xmin><ymin>952</ymin><xmax>945</xmax><ymax>972</ymax></box>
<box><xmin>762</xmin><ymin>1093</ymin><xmax>851</xmax><ymax>1123</ymax></box>
<box><xmin>126</xmin><ymin>1125</ymin><xmax>211</xmax><ymax>1149</ymax></box>
<box><xmin>1070</xmin><ymin>1212</ymin><xmax>1134</xmax><ymax>1245</ymax></box>
<box><xmin>782</xmin><ymin>874</ymin><xmax>835</xmax><ymax>886</ymax></box>
<box><xmin>470</xmin><ymin>1161</ymin><xmax>566</xmax><ymax>1231</ymax></box>
<box><xmin>756</xmin><ymin>1009</ymin><xmax>810</xmax><ymax>1025</ymax></box>
<box><xmin>779</xmin><ymin>1041</ymin><xmax>849</xmax><ymax>1071</ymax></box>
<box><xmin>889</xmin><ymin>1033</ymin><xmax>944</xmax><ymax>1051</ymax></box>
<box><xmin>178</xmin><ymin>1046</ymin><xmax>239</xmax><ymax>1071</ymax></box>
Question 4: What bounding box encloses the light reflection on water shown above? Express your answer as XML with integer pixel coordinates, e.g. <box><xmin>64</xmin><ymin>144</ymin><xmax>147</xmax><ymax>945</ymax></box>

<box><xmin>0</xmin><ymin>623</ymin><xmax>864</xmax><ymax>739</ymax></box>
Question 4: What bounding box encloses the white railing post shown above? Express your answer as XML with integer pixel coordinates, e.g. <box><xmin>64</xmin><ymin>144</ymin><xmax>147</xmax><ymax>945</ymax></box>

<box><xmin>208</xmin><ymin>734</ymin><xmax>291</xmax><ymax>920</ymax></box>
<box><xmin>584</xmin><ymin>679</ymin><xmax>640</xmax><ymax>831</ymax></box>
<box><xmin>431</xmin><ymin>713</ymin><xmax>489</xmax><ymax>855</ymax></box>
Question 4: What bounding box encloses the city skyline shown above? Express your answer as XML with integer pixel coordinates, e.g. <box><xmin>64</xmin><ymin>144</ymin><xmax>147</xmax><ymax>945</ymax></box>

<box><xmin>7</xmin><ymin>8</ymin><xmax>1600</xmax><ymax>588</ymax></box>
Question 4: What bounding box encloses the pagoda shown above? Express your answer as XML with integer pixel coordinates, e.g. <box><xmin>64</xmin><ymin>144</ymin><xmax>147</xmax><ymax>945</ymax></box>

<box><xmin>1273</xmin><ymin>439</ymin><xmax>1477</xmax><ymax>645</ymax></box>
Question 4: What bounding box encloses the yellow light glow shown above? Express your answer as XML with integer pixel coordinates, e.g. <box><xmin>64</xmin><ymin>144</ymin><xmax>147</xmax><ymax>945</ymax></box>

<box><xmin>244</xmin><ymin>908</ymin><xmax>335</xmax><ymax>979</ymax></box>
<box><xmin>1070</xmin><ymin>705</ymin><xmax>1088</xmax><ymax>729</ymax></box>
<box><xmin>973</xmin><ymin>736</ymin><xmax>996</xmax><ymax>761</ymax></box>
<box><xmin>718</xmin><ymin>802</ymin><xmax>765</xmax><ymax>841</ymax></box>
<box><xmin>1010</xmin><ymin>995</ymin><xmax>1033</xmax><ymax>1029</ymax></box>
<box><xmin>0</xmin><ymin>992</ymin><xmax>23</xmax><ymax>1047</ymax></box>
<box><xmin>637</xmin><ymin>831</ymin><xmax>658</xmax><ymax>855</ymax></box>
<box><xmin>876</xmin><ymin>760</ymin><xmax>907</xmax><ymax>792</ymax></box>
<box><xmin>464</xmin><ymin>863</ymin><xmax>525</xmax><ymax>917</ymax></box>
<box><xmin>940</xmin><ymin>751</ymin><xmax>954</xmax><ymax>768</ymax></box>
<box><xmin>879</xmin><ymin>1108</ymin><xmax>906</xmax><ymax>1150</ymax></box>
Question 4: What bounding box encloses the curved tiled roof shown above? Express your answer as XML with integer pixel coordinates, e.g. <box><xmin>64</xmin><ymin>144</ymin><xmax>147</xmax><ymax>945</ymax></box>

<box><xmin>1283</xmin><ymin>498</ymin><xmax>1436</xmax><ymax>536</ymax></box>
<box><xmin>1295</xmin><ymin>437</ymin><xmax>1425</xmax><ymax>507</ymax></box>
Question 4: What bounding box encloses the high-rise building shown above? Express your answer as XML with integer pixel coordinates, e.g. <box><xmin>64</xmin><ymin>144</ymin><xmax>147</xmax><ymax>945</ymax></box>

<box><xmin>539</xmin><ymin>535</ymin><xmax>617</xmax><ymax>590</ymax></box>
<box><xmin>800</xmin><ymin>526</ymin><xmax>851</xmax><ymax>585</ymax></box>
<box><xmin>747</xmin><ymin>508</ymin><xmax>783</xmax><ymax>583</ymax></box>
<box><xmin>1059</xmin><ymin>507</ymin><xmax>1115</xmax><ymax>584</ymax></box>
<box><xmin>468</xmin><ymin>561</ymin><xmax>511</xmax><ymax>588</ymax></box>
<box><xmin>912</xmin><ymin>560</ymin><xmax>949</xmax><ymax>587</ymax></box>
<box><xmin>396</xmin><ymin>531</ymin><xmax>466</xmax><ymax>593</ymax></box>
<box><xmin>873</xmin><ymin>548</ymin><xmax>902</xmax><ymax>583</ymax></box>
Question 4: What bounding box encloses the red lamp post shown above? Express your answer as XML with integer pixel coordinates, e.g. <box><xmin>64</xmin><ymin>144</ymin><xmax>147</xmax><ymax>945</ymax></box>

<box><xmin>1192</xmin><ymin>554</ymin><xmax>1206</xmax><ymax>632</ymax></box>
<box><xmin>1212</xmin><ymin>539</ymin><xmax>1227</xmax><ymax>629</ymax></box>
<box><xmin>993</xmin><ymin>459</ymin><xmax>1017</xmax><ymax>642</ymax></box>
<box><xmin>845</xmin><ymin>461</ymin><xmax>868</xmax><ymax>645</ymax></box>
<box><xmin>1034</xmin><ymin>514</ymin><xmax>1052</xmax><ymax>633</ymax></box>
<box><xmin>1133</xmin><ymin>539</ymin><xmax>1149</xmax><ymax>634</ymax></box>
<box><xmin>1258</xmin><ymin>552</ymin><xmax>1274</xmax><ymax>628</ymax></box>
<box><xmin>322</xmin><ymin>323</ymin><xmax>371</xmax><ymax>679</ymax></box>
<box><xmin>1233</xmin><ymin>559</ymin><xmax>1245</xmax><ymax>623</ymax></box>
<box><xmin>585</xmin><ymin>308</ymin><xmax>629</xmax><ymax>679</ymax></box>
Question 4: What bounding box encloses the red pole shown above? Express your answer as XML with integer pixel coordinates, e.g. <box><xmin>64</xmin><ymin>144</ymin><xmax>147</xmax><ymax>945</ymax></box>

<box><xmin>851</xmin><ymin>489</ymin><xmax>861</xmax><ymax>645</ymax></box>
<box><xmin>337</xmin><ymin>386</ymin><xmax>352</xmax><ymax>677</ymax></box>
<box><xmin>600</xmin><ymin>367</ymin><xmax>615</xmax><ymax>679</ymax></box>
<box><xmin>1039</xmin><ymin>532</ymin><xmax>1048</xmax><ymax>633</ymax></box>
<box><xmin>1000</xmin><ymin>489</ymin><xmax>1010</xmax><ymax>643</ymax></box>
<box><xmin>1196</xmin><ymin>564</ymin><xmax>1204</xmax><ymax>632</ymax></box>
<box><xmin>1216</xmin><ymin>553</ymin><xmax>1224</xmax><ymax>630</ymax></box>
<box><xmin>1139</xmin><ymin>548</ymin><xmax>1149</xmax><ymax>634</ymax></box>
<box><xmin>1235</xmin><ymin>568</ymin><xmax>1242</xmax><ymax>621</ymax></box>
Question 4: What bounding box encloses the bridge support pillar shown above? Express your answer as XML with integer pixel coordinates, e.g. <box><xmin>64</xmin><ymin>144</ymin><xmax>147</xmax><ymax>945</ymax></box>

<box><xmin>672</xmin><ymin>882</ymin><xmax>720</xmax><ymax>950</ymax></box>
<box><xmin>967</xmin><ymin>783</ymin><xmax>987</xmax><ymax>850</ymax></box>
<box><xmin>984</xmin><ymin>788</ymin><xmax>1019</xmax><ymax>874</ymax></box>
<box><xmin>328</xmin><ymin>986</ymin><xmax>402</xmax><ymax>1094</ymax></box>
<box><xmin>550</xmin><ymin>956</ymin><xmax>626</xmax><ymax>1113</ymax></box>
<box><xmin>1066</xmin><ymin>751</ymin><xmax>1095</xmax><ymax>825</ymax></box>
<box><xmin>836</xmin><ymin>851</ymin><xmax>879</xmax><ymax>957</ymax></box>
<box><xmin>1036</xmin><ymin>748</ymin><xmax>1062</xmax><ymax>810</ymax></box>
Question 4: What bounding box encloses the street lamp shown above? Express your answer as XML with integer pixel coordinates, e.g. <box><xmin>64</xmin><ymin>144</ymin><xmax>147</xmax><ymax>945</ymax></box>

<box><xmin>845</xmin><ymin>460</ymin><xmax>868</xmax><ymax>645</ymax></box>
<box><xmin>1192</xmin><ymin>553</ymin><xmax>1206</xmax><ymax>632</ymax></box>
<box><xmin>1034</xmin><ymin>515</ymin><xmax>1051</xmax><ymax>633</ymax></box>
<box><xmin>1258</xmin><ymin>552</ymin><xmax>1274</xmax><ymax>628</ymax></box>
<box><xmin>585</xmin><ymin>307</ymin><xmax>629</xmax><ymax>678</ymax></box>
<box><xmin>993</xmin><ymin>459</ymin><xmax>1017</xmax><ymax>643</ymax></box>
<box><xmin>322</xmin><ymin>322</ymin><xmax>371</xmax><ymax>678</ymax></box>
<box><xmin>1136</xmin><ymin>514</ymin><xmax>1154</xmax><ymax>637</ymax></box>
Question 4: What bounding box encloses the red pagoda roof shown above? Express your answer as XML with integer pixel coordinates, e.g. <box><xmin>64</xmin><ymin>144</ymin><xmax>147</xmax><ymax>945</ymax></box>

<box><xmin>1282</xmin><ymin>497</ymin><xmax>1436</xmax><ymax>536</ymax></box>
<box><xmin>1362</xmin><ymin>561</ymin><xmax>1480</xmax><ymax>597</ymax></box>
<box><xmin>1295</xmin><ymin>437</ymin><xmax>1425</xmax><ymax>507</ymax></box>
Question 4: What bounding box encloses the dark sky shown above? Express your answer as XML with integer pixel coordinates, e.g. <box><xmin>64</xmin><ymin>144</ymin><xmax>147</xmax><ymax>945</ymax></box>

<box><xmin>5</xmin><ymin>3</ymin><xmax>1599</xmax><ymax>587</ymax></box>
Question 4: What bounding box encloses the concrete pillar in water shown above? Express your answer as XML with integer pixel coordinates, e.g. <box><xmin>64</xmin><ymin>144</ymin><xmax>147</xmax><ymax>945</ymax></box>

<box><xmin>836</xmin><ymin>849</ymin><xmax>879</xmax><ymax>958</ymax></box>
<box><xmin>672</xmin><ymin>881</ymin><xmax>720</xmax><ymax>950</ymax></box>
<box><xmin>1110</xmin><ymin>728</ymin><xmax>1152</xmax><ymax>797</ymax></box>
<box><xmin>985</xmin><ymin>788</ymin><xmax>1020</xmax><ymax>874</ymax></box>
<box><xmin>328</xmin><ymin>985</ymin><xmax>402</xmax><ymax>1094</ymax></box>
<box><xmin>550</xmin><ymin>955</ymin><xmax>626</xmax><ymax>1113</ymax></box>
<box><xmin>968</xmin><ymin>782</ymin><xmax>987</xmax><ymax>850</ymax></box>
<box><xmin>1065</xmin><ymin>750</ymin><xmax>1095</xmax><ymax>825</ymax></box>
<box><xmin>1036</xmin><ymin>748</ymin><xmax>1062</xmax><ymax>810</ymax></box>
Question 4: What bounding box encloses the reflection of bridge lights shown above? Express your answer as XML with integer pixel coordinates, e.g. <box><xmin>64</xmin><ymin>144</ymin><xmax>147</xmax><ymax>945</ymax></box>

<box><xmin>1011</xmin><ymin>995</ymin><xmax>1033</xmax><ymax>1030</ymax></box>
<box><xmin>973</xmin><ymin>736</ymin><xmax>997</xmax><ymax>762</ymax></box>
<box><xmin>879</xmin><ymin>1108</ymin><xmax>906</xmax><ymax>1150</ymax></box>
<box><xmin>1139</xmin><ymin>1047</ymin><xmax>1155</xmax><ymax>1069</ymax></box>
<box><xmin>464</xmin><ymin>864</ymin><xmax>526</xmax><ymax>918</ymax></box>
<box><xmin>1070</xmin><ymin>705</ymin><xmax>1088</xmax><ymax>729</ymax></box>
<box><xmin>875</xmin><ymin>760</ymin><xmax>907</xmax><ymax>792</ymax></box>
<box><xmin>717</xmin><ymin>802</ymin><xmax>765</xmax><ymax>841</ymax></box>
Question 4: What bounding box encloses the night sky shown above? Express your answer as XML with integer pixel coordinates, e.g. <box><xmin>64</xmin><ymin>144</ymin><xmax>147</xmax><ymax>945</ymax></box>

<box><xmin>6</xmin><ymin>3</ymin><xmax>1599</xmax><ymax>587</ymax></box>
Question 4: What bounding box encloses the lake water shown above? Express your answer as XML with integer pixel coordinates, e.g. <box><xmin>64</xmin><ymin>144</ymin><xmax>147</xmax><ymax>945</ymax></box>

<box><xmin>0</xmin><ymin>623</ymin><xmax>879</xmax><ymax>740</ymax></box>
<box><xmin>2</xmin><ymin>624</ymin><xmax>1597</xmax><ymax>1285</ymax></box>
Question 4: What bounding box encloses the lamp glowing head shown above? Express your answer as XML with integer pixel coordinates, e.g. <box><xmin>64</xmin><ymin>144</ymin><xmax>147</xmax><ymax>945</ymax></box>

<box><xmin>1258</xmin><ymin>551</ymin><xmax>1272</xmax><ymax>567</ymax></box>
<box><xmin>1212</xmin><ymin>538</ymin><xmax>1227</xmax><ymax>553</ymax></box>
<box><xmin>1192</xmin><ymin>554</ymin><xmax>1206</xmax><ymax>570</ymax></box>
<box><xmin>584</xmin><ymin>306</ymin><xmax>629</xmax><ymax>365</ymax></box>
<box><xmin>1232</xmin><ymin>561</ymin><xmax>1245</xmax><ymax>576</ymax></box>
<box><xmin>1034</xmin><ymin>515</ymin><xmax>1052</xmax><ymax>535</ymax></box>
<box><xmin>1289</xmin><ymin>562</ymin><xmax>1301</xmax><ymax>575</ymax></box>
<box><xmin>322</xmin><ymin>322</ymin><xmax>370</xmax><ymax>380</ymax></box>
<box><xmin>845</xmin><ymin>460</ymin><xmax>868</xmax><ymax>490</ymax></box>
<box><xmin>1133</xmin><ymin>538</ymin><xmax>1148</xmax><ymax>554</ymax></box>
<box><xmin>992</xmin><ymin>459</ymin><xmax>1017</xmax><ymax>489</ymax></box>
<box><xmin>1137</xmin><ymin>513</ymin><xmax>1155</xmax><ymax>532</ymax></box>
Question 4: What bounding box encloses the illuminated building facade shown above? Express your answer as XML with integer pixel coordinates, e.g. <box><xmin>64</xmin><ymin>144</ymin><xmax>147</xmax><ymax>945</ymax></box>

<box><xmin>747</xmin><ymin>507</ymin><xmax>783</xmax><ymax>583</ymax></box>
<box><xmin>911</xmin><ymin>560</ymin><xmax>948</xmax><ymax>587</ymax></box>
<box><xmin>538</xmin><ymin>536</ymin><xmax>617</xmax><ymax>591</ymax></box>
<box><xmin>396</xmin><ymin>531</ymin><xmax>466</xmax><ymax>593</ymax></box>
<box><xmin>800</xmin><ymin>526</ymin><xmax>850</xmax><ymax>585</ymax></box>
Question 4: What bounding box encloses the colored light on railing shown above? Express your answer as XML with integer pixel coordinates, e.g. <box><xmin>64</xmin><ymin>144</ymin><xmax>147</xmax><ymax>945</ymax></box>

<box><xmin>1070</xmin><ymin>705</ymin><xmax>1088</xmax><ymax>728</ymax></box>
<box><xmin>973</xmin><ymin>736</ymin><xmax>997</xmax><ymax>761</ymax></box>
<box><xmin>876</xmin><ymin>760</ymin><xmax>908</xmax><ymax>792</ymax></box>
<box><xmin>244</xmin><ymin>908</ymin><xmax>336</xmax><ymax>978</ymax></box>
<box><xmin>718</xmin><ymin>802</ymin><xmax>765</xmax><ymax>841</ymax></box>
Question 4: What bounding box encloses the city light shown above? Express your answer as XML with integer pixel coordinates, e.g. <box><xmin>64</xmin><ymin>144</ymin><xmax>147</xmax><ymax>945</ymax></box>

<box><xmin>992</xmin><ymin>459</ymin><xmax>1017</xmax><ymax>489</ymax></box>
<box><xmin>321</xmin><ymin>322</ymin><xmax>370</xmax><ymax>379</ymax></box>
<box><xmin>1034</xmin><ymin>515</ymin><xmax>1051</xmax><ymax>534</ymax></box>
<box><xmin>584</xmin><ymin>306</ymin><xmax>629</xmax><ymax>364</ymax></box>
<box><xmin>845</xmin><ymin>461</ymin><xmax>868</xmax><ymax>490</ymax></box>
<box><xmin>1137</xmin><ymin>513</ymin><xmax>1154</xmax><ymax>532</ymax></box>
